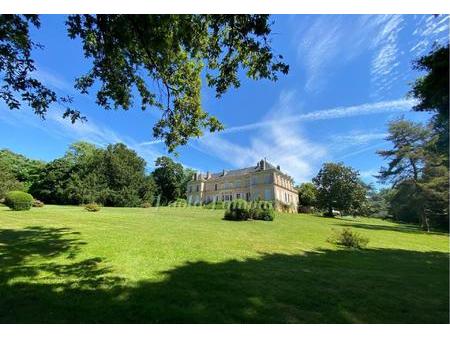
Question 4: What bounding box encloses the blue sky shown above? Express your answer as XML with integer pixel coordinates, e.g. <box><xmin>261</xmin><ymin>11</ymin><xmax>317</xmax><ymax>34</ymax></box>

<box><xmin>0</xmin><ymin>14</ymin><xmax>448</xmax><ymax>186</ymax></box>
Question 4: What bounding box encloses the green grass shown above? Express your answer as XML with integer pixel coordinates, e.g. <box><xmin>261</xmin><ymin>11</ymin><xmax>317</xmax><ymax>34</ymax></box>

<box><xmin>0</xmin><ymin>205</ymin><xmax>448</xmax><ymax>323</ymax></box>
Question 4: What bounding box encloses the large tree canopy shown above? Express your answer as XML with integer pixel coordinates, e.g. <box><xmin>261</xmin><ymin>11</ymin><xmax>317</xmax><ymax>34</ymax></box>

<box><xmin>0</xmin><ymin>14</ymin><xmax>288</xmax><ymax>152</ymax></box>
<box><xmin>313</xmin><ymin>162</ymin><xmax>367</xmax><ymax>217</ymax></box>
<box><xmin>410</xmin><ymin>44</ymin><xmax>449</xmax><ymax>163</ymax></box>
<box><xmin>376</xmin><ymin>119</ymin><xmax>448</xmax><ymax>230</ymax></box>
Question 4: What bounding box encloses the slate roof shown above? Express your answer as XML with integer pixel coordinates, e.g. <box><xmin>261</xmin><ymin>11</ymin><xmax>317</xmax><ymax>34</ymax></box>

<box><xmin>207</xmin><ymin>160</ymin><xmax>281</xmax><ymax>179</ymax></box>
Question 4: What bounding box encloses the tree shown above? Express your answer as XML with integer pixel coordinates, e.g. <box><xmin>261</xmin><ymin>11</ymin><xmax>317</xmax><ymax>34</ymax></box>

<box><xmin>364</xmin><ymin>188</ymin><xmax>394</xmax><ymax>219</ymax></box>
<box><xmin>376</xmin><ymin>119</ymin><xmax>448</xmax><ymax>230</ymax></box>
<box><xmin>180</xmin><ymin>168</ymin><xmax>196</xmax><ymax>199</ymax></box>
<box><xmin>0</xmin><ymin>161</ymin><xmax>24</xmax><ymax>199</ymax></box>
<box><xmin>0</xmin><ymin>149</ymin><xmax>45</xmax><ymax>189</ymax></box>
<box><xmin>152</xmin><ymin>156</ymin><xmax>185</xmax><ymax>204</ymax></box>
<box><xmin>313</xmin><ymin>162</ymin><xmax>367</xmax><ymax>217</ymax></box>
<box><xmin>297</xmin><ymin>182</ymin><xmax>318</xmax><ymax>208</ymax></box>
<box><xmin>140</xmin><ymin>175</ymin><xmax>158</xmax><ymax>205</ymax></box>
<box><xmin>98</xmin><ymin>143</ymin><xmax>147</xmax><ymax>206</ymax></box>
<box><xmin>410</xmin><ymin>44</ymin><xmax>449</xmax><ymax>164</ymax></box>
<box><xmin>29</xmin><ymin>158</ymin><xmax>74</xmax><ymax>204</ymax></box>
<box><xmin>1</xmin><ymin>15</ymin><xmax>288</xmax><ymax>152</ymax></box>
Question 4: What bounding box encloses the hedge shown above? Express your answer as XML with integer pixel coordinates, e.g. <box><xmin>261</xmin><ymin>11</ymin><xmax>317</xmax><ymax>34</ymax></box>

<box><xmin>4</xmin><ymin>191</ymin><xmax>34</xmax><ymax>211</ymax></box>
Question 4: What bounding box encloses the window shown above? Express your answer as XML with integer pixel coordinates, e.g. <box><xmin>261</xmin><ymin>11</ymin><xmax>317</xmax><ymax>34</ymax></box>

<box><xmin>264</xmin><ymin>188</ymin><xmax>272</xmax><ymax>200</ymax></box>
<box><xmin>236</xmin><ymin>193</ymin><xmax>241</xmax><ymax>199</ymax></box>
<box><xmin>189</xmin><ymin>186</ymin><xmax>192</xmax><ymax>193</ymax></box>
<box><xmin>214</xmin><ymin>184</ymin><xmax>218</xmax><ymax>191</ymax></box>
<box><xmin>196</xmin><ymin>185</ymin><xmax>199</xmax><ymax>192</ymax></box>
<box><xmin>246</xmin><ymin>192</ymin><xmax>250</xmax><ymax>201</ymax></box>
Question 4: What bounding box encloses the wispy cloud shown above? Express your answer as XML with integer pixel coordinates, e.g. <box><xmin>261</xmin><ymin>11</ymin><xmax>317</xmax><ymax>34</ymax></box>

<box><xmin>222</xmin><ymin>98</ymin><xmax>414</xmax><ymax>134</ymax></box>
<box><xmin>329</xmin><ymin>131</ymin><xmax>388</xmax><ymax>147</ymax></box>
<box><xmin>0</xmin><ymin>105</ymin><xmax>164</xmax><ymax>168</ymax></box>
<box><xmin>193</xmin><ymin>90</ymin><xmax>328</xmax><ymax>183</ymax></box>
<box><xmin>411</xmin><ymin>15</ymin><xmax>449</xmax><ymax>57</ymax></box>
<box><xmin>335</xmin><ymin>141</ymin><xmax>389</xmax><ymax>161</ymax></box>
<box><xmin>294</xmin><ymin>15</ymin><xmax>406</xmax><ymax>94</ymax></box>
<box><xmin>369</xmin><ymin>15</ymin><xmax>404</xmax><ymax>99</ymax></box>
<box><xmin>33</xmin><ymin>67</ymin><xmax>76</xmax><ymax>94</ymax></box>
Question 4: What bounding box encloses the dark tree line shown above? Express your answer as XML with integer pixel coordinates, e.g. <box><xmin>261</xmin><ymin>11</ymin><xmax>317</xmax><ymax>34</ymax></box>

<box><xmin>0</xmin><ymin>142</ymin><xmax>193</xmax><ymax>207</ymax></box>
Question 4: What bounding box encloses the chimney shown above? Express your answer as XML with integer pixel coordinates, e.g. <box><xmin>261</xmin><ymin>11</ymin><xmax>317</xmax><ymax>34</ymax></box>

<box><xmin>222</xmin><ymin>169</ymin><xmax>227</xmax><ymax>176</ymax></box>
<box><xmin>206</xmin><ymin>171</ymin><xmax>211</xmax><ymax>179</ymax></box>
<box><xmin>193</xmin><ymin>173</ymin><xmax>198</xmax><ymax>180</ymax></box>
<box><xmin>277</xmin><ymin>165</ymin><xmax>280</xmax><ymax>170</ymax></box>
<box><xmin>259</xmin><ymin>159</ymin><xmax>265</xmax><ymax>170</ymax></box>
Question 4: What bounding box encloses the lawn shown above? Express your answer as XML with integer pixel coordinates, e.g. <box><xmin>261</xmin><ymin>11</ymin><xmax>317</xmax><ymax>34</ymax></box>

<box><xmin>0</xmin><ymin>205</ymin><xmax>448</xmax><ymax>323</ymax></box>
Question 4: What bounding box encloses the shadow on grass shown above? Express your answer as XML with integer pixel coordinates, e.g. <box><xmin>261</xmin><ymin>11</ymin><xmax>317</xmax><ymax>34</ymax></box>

<box><xmin>0</xmin><ymin>226</ymin><xmax>448</xmax><ymax>323</ymax></box>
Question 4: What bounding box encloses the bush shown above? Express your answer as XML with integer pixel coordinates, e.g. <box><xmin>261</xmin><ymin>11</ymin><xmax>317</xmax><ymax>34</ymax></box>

<box><xmin>251</xmin><ymin>200</ymin><xmax>273</xmax><ymax>210</ymax></box>
<box><xmin>328</xmin><ymin>228</ymin><xmax>369</xmax><ymax>249</ymax></box>
<box><xmin>32</xmin><ymin>199</ymin><xmax>45</xmax><ymax>207</ymax></box>
<box><xmin>223</xmin><ymin>199</ymin><xmax>250</xmax><ymax>221</ymax></box>
<box><xmin>275</xmin><ymin>201</ymin><xmax>292</xmax><ymax>213</ymax></box>
<box><xmin>85</xmin><ymin>203</ymin><xmax>101</xmax><ymax>212</ymax></box>
<box><xmin>204</xmin><ymin>201</ymin><xmax>229</xmax><ymax>210</ymax></box>
<box><xmin>4</xmin><ymin>191</ymin><xmax>34</xmax><ymax>211</ymax></box>
<box><xmin>140</xmin><ymin>202</ymin><xmax>152</xmax><ymax>208</ymax></box>
<box><xmin>251</xmin><ymin>207</ymin><xmax>275</xmax><ymax>221</ymax></box>
<box><xmin>168</xmin><ymin>198</ymin><xmax>188</xmax><ymax>207</ymax></box>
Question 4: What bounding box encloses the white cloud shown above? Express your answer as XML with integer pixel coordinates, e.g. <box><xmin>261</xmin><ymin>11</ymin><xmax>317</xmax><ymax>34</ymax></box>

<box><xmin>33</xmin><ymin>68</ymin><xmax>75</xmax><ymax>94</ymax></box>
<box><xmin>222</xmin><ymin>98</ymin><xmax>415</xmax><ymax>134</ymax></box>
<box><xmin>334</xmin><ymin>141</ymin><xmax>389</xmax><ymax>161</ymax></box>
<box><xmin>369</xmin><ymin>15</ymin><xmax>404</xmax><ymax>98</ymax></box>
<box><xmin>329</xmin><ymin>131</ymin><xmax>388</xmax><ymax>147</ymax></box>
<box><xmin>194</xmin><ymin>90</ymin><xmax>327</xmax><ymax>183</ymax></box>
<box><xmin>410</xmin><ymin>15</ymin><xmax>449</xmax><ymax>57</ymax></box>
<box><xmin>294</xmin><ymin>15</ymin><xmax>407</xmax><ymax>94</ymax></box>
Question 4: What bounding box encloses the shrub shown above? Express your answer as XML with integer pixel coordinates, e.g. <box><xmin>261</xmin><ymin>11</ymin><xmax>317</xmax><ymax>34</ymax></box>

<box><xmin>251</xmin><ymin>200</ymin><xmax>273</xmax><ymax>210</ymax></box>
<box><xmin>275</xmin><ymin>201</ymin><xmax>292</xmax><ymax>213</ymax></box>
<box><xmin>249</xmin><ymin>200</ymin><xmax>275</xmax><ymax>221</ymax></box>
<box><xmin>204</xmin><ymin>201</ymin><xmax>229</xmax><ymax>210</ymax></box>
<box><xmin>168</xmin><ymin>198</ymin><xmax>188</xmax><ymax>207</ymax></box>
<box><xmin>251</xmin><ymin>208</ymin><xmax>275</xmax><ymax>221</ymax></box>
<box><xmin>4</xmin><ymin>191</ymin><xmax>34</xmax><ymax>211</ymax></box>
<box><xmin>328</xmin><ymin>228</ymin><xmax>369</xmax><ymax>249</ymax></box>
<box><xmin>32</xmin><ymin>199</ymin><xmax>45</xmax><ymax>207</ymax></box>
<box><xmin>224</xmin><ymin>199</ymin><xmax>250</xmax><ymax>221</ymax></box>
<box><xmin>140</xmin><ymin>202</ymin><xmax>152</xmax><ymax>208</ymax></box>
<box><xmin>85</xmin><ymin>203</ymin><xmax>101</xmax><ymax>212</ymax></box>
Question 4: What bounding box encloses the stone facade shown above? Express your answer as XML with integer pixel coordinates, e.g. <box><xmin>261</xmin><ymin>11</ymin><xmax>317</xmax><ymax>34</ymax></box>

<box><xmin>186</xmin><ymin>159</ymin><xmax>298</xmax><ymax>211</ymax></box>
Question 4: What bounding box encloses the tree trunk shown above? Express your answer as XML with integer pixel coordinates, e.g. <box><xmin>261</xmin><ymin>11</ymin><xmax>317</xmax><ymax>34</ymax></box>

<box><xmin>326</xmin><ymin>206</ymin><xmax>334</xmax><ymax>217</ymax></box>
<box><xmin>421</xmin><ymin>206</ymin><xmax>430</xmax><ymax>232</ymax></box>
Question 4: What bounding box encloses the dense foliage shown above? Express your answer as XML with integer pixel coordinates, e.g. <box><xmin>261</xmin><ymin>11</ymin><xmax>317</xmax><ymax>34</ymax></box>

<box><xmin>411</xmin><ymin>44</ymin><xmax>449</xmax><ymax>163</ymax></box>
<box><xmin>377</xmin><ymin>119</ymin><xmax>448</xmax><ymax>230</ymax></box>
<box><xmin>313</xmin><ymin>162</ymin><xmax>367</xmax><ymax>217</ymax></box>
<box><xmin>4</xmin><ymin>190</ymin><xmax>34</xmax><ymax>211</ymax></box>
<box><xmin>1</xmin><ymin>14</ymin><xmax>288</xmax><ymax>152</ymax></box>
<box><xmin>224</xmin><ymin>199</ymin><xmax>250</xmax><ymax>221</ymax></box>
<box><xmin>152</xmin><ymin>156</ymin><xmax>186</xmax><ymax>205</ymax></box>
<box><xmin>0</xmin><ymin>142</ymin><xmax>194</xmax><ymax>207</ymax></box>
<box><xmin>224</xmin><ymin>199</ymin><xmax>275</xmax><ymax>221</ymax></box>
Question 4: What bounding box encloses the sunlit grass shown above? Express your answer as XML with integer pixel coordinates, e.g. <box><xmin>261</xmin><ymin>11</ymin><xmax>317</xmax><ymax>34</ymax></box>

<box><xmin>0</xmin><ymin>205</ymin><xmax>448</xmax><ymax>323</ymax></box>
